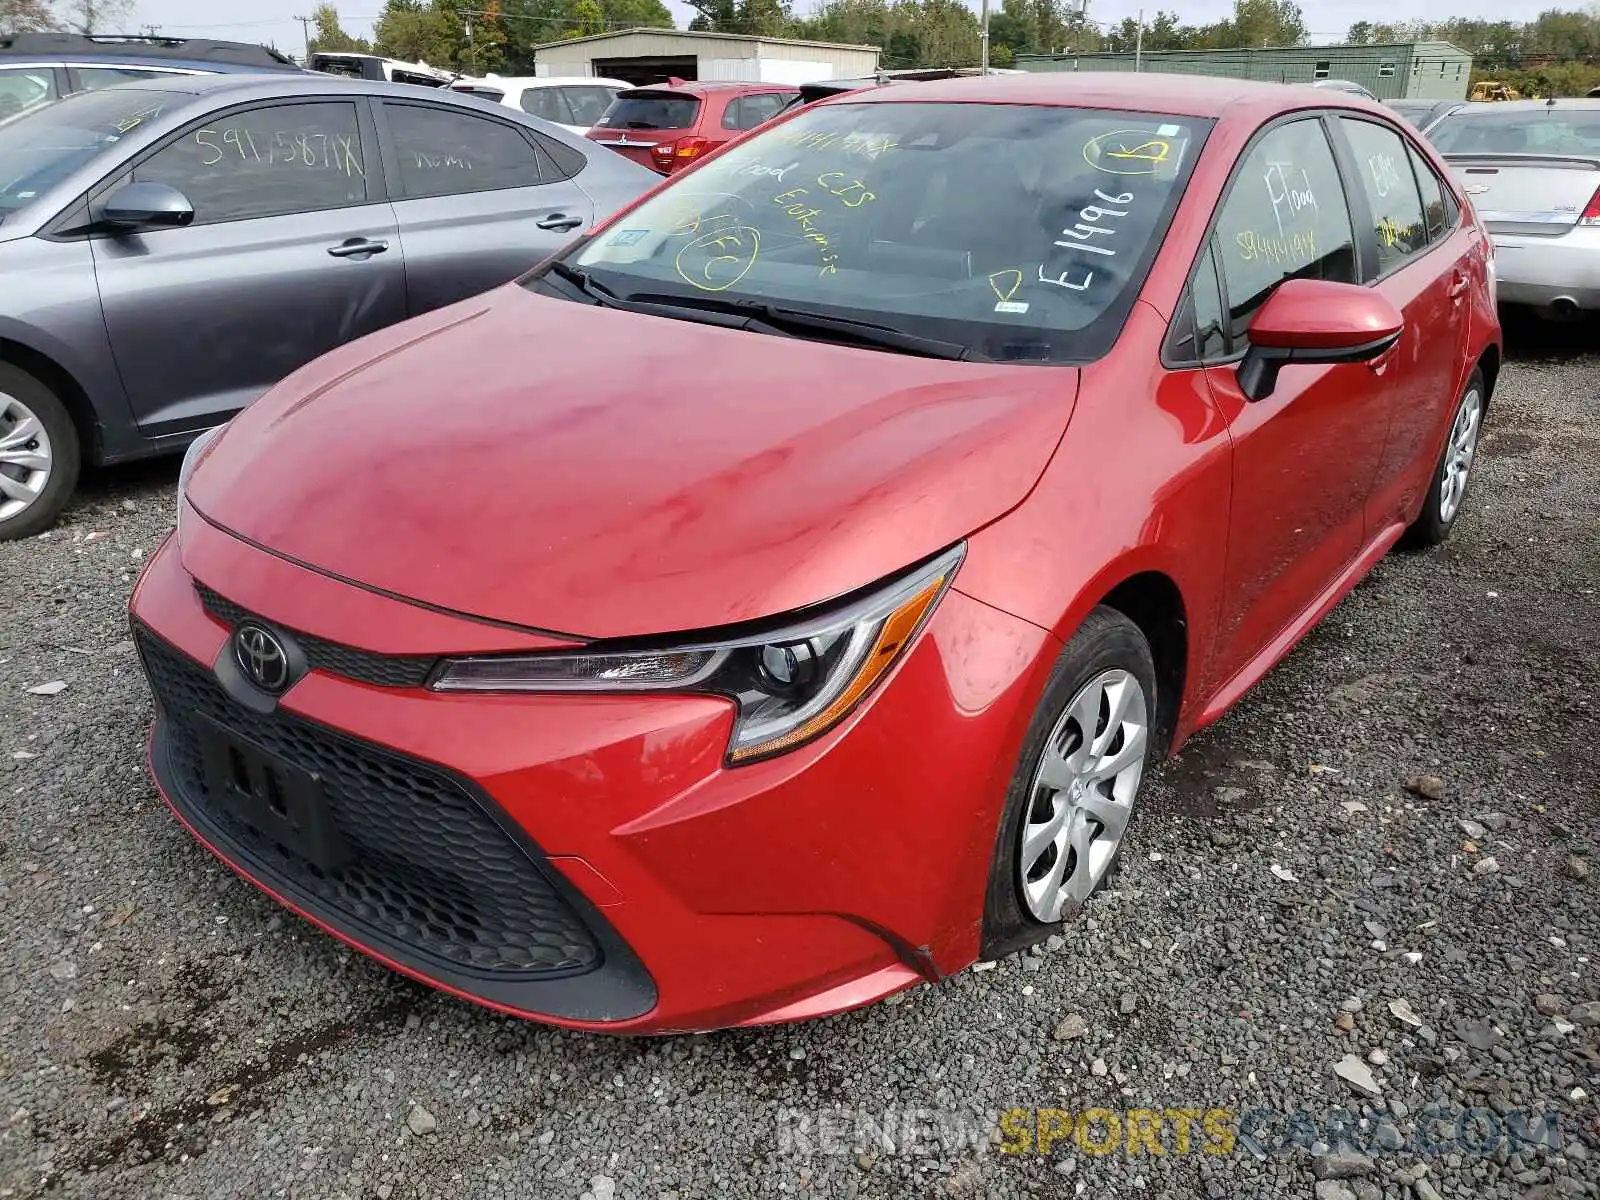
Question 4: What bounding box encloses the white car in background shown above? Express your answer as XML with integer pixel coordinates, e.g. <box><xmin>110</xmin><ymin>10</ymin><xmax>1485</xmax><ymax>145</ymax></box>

<box><xmin>451</xmin><ymin>76</ymin><xmax>628</xmax><ymax>135</ymax></box>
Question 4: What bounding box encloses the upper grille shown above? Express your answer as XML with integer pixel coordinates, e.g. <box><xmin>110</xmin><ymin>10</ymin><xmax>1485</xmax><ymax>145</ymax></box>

<box><xmin>195</xmin><ymin>583</ymin><xmax>437</xmax><ymax>688</ymax></box>
<box><xmin>137</xmin><ymin>629</ymin><xmax>601</xmax><ymax>977</ymax></box>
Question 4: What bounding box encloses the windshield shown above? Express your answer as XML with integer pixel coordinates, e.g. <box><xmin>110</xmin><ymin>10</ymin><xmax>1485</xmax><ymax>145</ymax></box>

<box><xmin>1429</xmin><ymin>107</ymin><xmax>1600</xmax><ymax>156</ymax></box>
<box><xmin>595</xmin><ymin>93</ymin><xmax>701</xmax><ymax>131</ymax></box>
<box><xmin>557</xmin><ymin>101</ymin><xmax>1209</xmax><ymax>364</ymax></box>
<box><xmin>0</xmin><ymin>88</ymin><xmax>179</xmax><ymax>218</ymax></box>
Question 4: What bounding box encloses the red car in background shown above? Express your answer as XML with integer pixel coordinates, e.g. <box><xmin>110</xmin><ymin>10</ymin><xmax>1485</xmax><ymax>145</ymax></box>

<box><xmin>585</xmin><ymin>79</ymin><xmax>797</xmax><ymax>174</ymax></box>
<box><xmin>131</xmin><ymin>73</ymin><xmax>1499</xmax><ymax>1034</ymax></box>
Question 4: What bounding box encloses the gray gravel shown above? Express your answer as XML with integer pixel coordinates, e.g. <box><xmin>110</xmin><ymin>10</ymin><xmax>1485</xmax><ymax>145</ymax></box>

<box><xmin>2</xmin><ymin>319</ymin><xmax>1598</xmax><ymax>1199</ymax></box>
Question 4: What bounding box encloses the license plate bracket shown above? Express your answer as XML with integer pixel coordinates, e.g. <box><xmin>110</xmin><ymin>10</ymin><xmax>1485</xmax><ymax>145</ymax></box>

<box><xmin>196</xmin><ymin>716</ymin><xmax>350</xmax><ymax>873</ymax></box>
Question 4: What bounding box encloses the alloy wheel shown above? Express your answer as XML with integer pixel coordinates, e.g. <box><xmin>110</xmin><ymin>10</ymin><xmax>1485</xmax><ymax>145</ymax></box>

<box><xmin>1439</xmin><ymin>385</ymin><xmax>1482</xmax><ymax>525</ymax></box>
<box><xmin>1018</xmin><ymin>668</ymin><xmax>1149</xmax><ymax>923</ymax></box>
<box><xmin>0</xmin><ymin>392</ymin><xmax>52</xmax><ymax>523</ymax></box>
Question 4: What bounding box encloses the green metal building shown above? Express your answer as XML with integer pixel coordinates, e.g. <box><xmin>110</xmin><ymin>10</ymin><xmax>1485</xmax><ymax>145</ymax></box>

<box><xmin>1015</xmin><ymin>41</ymin><xmax>1472</xmax><ymax>101</ymax></box>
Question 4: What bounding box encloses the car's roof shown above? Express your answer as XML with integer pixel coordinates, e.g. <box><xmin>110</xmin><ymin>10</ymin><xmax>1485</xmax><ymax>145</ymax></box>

<box><xmin>466</xmin><ymin>75</ymin><xmax>628</xmax><ymax>89</ymax></box>
<box><xmin>625</xmin><ymin>80</ymin><xmax>797</xmax><ymax>96</ymax></box>
<box><xmin>839</xmin><ymin>70</ymin><xmax>1387</xmax><ymax>120</ymax></box>
<box><xmin>1437</xmin><ymin>97</ymin><xmax>1600</xmax><ymax>114</ymax></box>
<box><xmin>104</xmin><ymin>72</ymin><xmax>500</xmax><ymax>103</ymax></box>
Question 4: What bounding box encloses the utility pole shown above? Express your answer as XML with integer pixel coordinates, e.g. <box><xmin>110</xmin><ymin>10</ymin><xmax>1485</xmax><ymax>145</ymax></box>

<box><xmin>980</xmin><ymin>0</ymin><xmax>989</xmax><ymax>73</ymax></box>
<box><xmin>293</xmin><ymin>14</ymin><xmax>312</xmax><ymax>65</ymax></box>
<box><xmin>1134</xmin><ymin>7</ymin><xmax>1142</xmax><ymax>71</ymax></box>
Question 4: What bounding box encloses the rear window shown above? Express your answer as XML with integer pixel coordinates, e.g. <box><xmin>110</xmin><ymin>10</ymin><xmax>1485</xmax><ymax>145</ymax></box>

<box><xmin>453</xmin><ymin>85</ymin><xmax>506</xmax><ymax>102</ymax></box>
<box><xmin>566</xmin><ymin>101</ymin><xmax>1209</xmax><ymax>365</ymax></box>
<box><xmin>1429</xmin><ymin>108</ymin><xmax>1600</xmax><ymax>156</ymax></box>
<box><xmin>594</xmin><ymin>92</ymin><xmax>700</xmax><ymax>132</ymax></box>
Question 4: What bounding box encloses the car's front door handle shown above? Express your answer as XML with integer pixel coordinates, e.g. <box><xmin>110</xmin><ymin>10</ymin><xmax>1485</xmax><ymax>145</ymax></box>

<box><xmin>535</xmin><ymin>213</ymin><xmax>584</xmax><ymax>232</ymax></box>
<box><xmin>327</xmin><ymin>237</ymin><xmax>389</xmax><ymax>259</ymax></box>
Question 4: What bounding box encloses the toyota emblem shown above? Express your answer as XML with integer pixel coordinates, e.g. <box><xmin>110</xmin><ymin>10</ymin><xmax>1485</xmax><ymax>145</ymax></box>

<box><xmin>234</xmin><ymin>623</ymin><xmax>290</xmax><ymax>693</ymax></box>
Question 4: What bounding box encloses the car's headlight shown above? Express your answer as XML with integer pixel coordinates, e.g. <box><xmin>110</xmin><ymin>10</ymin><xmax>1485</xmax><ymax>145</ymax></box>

<box><xmin>175</xmin><ymin>424</ymin><xmax>227</xmax><ymax>525</ymax></box>
<box><xmin>430</xmin><ymin>544</ymin><xmax>964</xmax><ymax>763</ymax></box>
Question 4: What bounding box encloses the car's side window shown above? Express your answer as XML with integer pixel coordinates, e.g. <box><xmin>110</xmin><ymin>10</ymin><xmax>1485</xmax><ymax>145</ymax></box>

<box><xmin>1407</xmin><ymin>142</ymin><xmax>1452</xmax><ymax>243</ymax></box>
<box><xmin>1338</xmin><ymin>116</ymin><xmax>1428</xmax><ymax>273</ymax></box>
<box><xmin>561</xmin><ymin>87</ymin><xmax>614</xmax><ymax>128</ymax></box>
<box><xmin>130</xmin><ymin>101</ymin><xmax>369</xmax><ymax>226</ymax></box>
<box><xmin>722</xmin><ymin>96</ymin><xmax>783</xmax><ymax>131</ymax></box>
<box><xmin>1214</xmin><ymin>118</ymin><xmax>1358</xmax><ymax>341</ymax></box>
<box><xmin>384</xmin><ymin>103</ymin><xmax>544</xmax><ymax>199</ymax></box>
<box><xmin>0</xmin><ymin>67</ymin><xmax>56</xmax><ymax>120</ymax></box>
<box><xmin>519</xmin><ymin>88</ymin><xmax>570</xmax><ymax>126</ymax></box>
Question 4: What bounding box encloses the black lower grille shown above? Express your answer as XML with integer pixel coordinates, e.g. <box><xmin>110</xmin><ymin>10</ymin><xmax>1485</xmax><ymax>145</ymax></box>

<box><xmin>195</xmin><ymin>583</ymin><xmax>437</xmax><ymax>689</ymax></box>
<box><xmin>137</xmin><ymin>629</ymin><xmax>601</xmax><ymax>978</ymax></box>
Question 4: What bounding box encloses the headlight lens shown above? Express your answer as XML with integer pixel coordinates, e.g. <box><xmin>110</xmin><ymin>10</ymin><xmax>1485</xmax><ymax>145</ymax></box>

<box><xmin>175</xmin><ymin>424</ymin><xmax>227</xmax><ymax>523</ymax></box>
<box><xmin>430</xmin><ymin>544</ymin><xmax>964</xmax><ymax>763</ymax></box>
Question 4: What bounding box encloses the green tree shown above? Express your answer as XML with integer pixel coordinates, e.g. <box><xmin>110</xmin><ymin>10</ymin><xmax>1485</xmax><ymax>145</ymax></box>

<box><xmin>1346</xmin><ymin>20</ymin><xmax>1373</xmax><ymax>43</ymax></box>
<box><xmin>373</xmin><ymin>0</ymin><xmax>454</xmax><ymax>64</ymax></box>
<box><xmin>567</xmin><ymin>0</ymin><xmax>606</xmax><ymax>35</ymax></box>
<box><xmin>1229</xmin><ymin>0</ymin><xmax>1306</xmax><ymax>47</ymax></box>
<box><xmin>309</xmin><ymin>3</ymin><xmax>372</xmax><ymax>53</ymax></box>
<box><xmin>602</xmin><ymin>0</ymin><xmax>673</xmax><ymax>30</ymax></box>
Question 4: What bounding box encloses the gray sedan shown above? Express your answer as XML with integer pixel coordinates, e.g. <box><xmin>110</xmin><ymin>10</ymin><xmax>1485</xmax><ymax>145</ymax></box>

<box><xmin>0</xmin><ymin>74</ymin><xmax>658</xmax><ymax>538</ymax></box>
<box><xmin>1425</xmin><ymin>98</ymin><xmax>1600</xmax><ymax>319</ymax></box>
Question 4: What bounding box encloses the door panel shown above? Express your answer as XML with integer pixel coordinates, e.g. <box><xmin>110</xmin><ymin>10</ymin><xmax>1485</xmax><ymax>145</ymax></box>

<box><xmin>379</xmin><ymin>100</ymin><xmax>593</xmax><ymax>314</ymax></box>
<box><xmin>1342</xmin><ymin>127</ymin><xmax>1474</xmax><ymax>528</ymax></box>
<box><xmin>1202</xmin><ymin>118</ymin><xmax>1395</xmax><ymax>692</ymax></box>
<box><xmin>91</xmin><ymin>100</ymin><xmax>407</xmax><ymax>434</ymax></box>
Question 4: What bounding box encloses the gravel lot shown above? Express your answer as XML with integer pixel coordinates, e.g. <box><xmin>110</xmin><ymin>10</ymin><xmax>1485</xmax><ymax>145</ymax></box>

<box><xmin>2</xmin><ymin>317</ymin><xmax>1598</xmax><ymax>1200</ymax></box>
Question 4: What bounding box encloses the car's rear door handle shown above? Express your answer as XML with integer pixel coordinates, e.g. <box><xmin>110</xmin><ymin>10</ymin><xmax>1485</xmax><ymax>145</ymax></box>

<box><xmin>1448</xmin><ymin>271</ymin><xmax>1470</xmax><ymax>300</ymax></box>
<box><xmin>536</xmin><ymin>213</ymin><xmax>584</xmax><ymax>232</ymax></box>
<box><xmin>327</xmin><ymin>237</ymin><xmax>389</xmax><ymax>259</ymax></box>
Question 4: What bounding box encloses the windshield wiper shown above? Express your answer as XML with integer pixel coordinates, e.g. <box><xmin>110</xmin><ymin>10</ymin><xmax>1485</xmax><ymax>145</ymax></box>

<box><xmin>543</xmin><ymin>262</ymin><xmax>759</xmax><ymax>330</ymax></box>
<box><xmin>544</xmin><ymin>266</ymin><xmax>986</xmax><ymax>360</ymax></box>
<box><xmin>624</xmin><ymin>292</ymin><xmax>987</xmax><ymax>361</ymax></box>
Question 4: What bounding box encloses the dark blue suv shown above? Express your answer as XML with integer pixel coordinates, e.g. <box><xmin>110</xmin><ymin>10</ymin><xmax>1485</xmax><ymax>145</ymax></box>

<box><xmin>0</xmin><ymin>33</ymin><xmax>302</xmax><ymax>120</ymax></box>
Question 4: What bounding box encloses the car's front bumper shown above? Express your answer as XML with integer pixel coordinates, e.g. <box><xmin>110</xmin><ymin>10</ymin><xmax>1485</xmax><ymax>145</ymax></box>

<box><xmin>1490</xmin><ymin>225</ymin><xmax>1600</xmax><ymax>309</ymax></box>
<box><xmin>129</xmin><ymin>509</ymin><xmax>1055</xmax><ymax>1033</ymax></box>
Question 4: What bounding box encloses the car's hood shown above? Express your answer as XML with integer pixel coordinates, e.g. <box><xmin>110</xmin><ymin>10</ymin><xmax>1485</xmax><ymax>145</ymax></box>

<box><xmin>189</xmin><ymin>286</ymin><xmax>1078</xmax><ymax>640</ymax></box>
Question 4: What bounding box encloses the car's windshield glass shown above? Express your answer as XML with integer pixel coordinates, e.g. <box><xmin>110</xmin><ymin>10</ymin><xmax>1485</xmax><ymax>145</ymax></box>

<box><xmin>595</xmin><ymin>93</ymin><xmax>700</xmax><ymax>131</ymax></box>
<box><xmin>1429</xmin><ymin>107</ymin><xmax>1600</xmax><ymax>156</ymax></box>
<box><xmin>556</xmin><ymin>101</ymin><xmax>1209</xmax><ymax>364</ymax></box>
<box><xmin>0</xmin><ymin>87</ymin><xmax>178</xmax><ymax>218</ymax></box>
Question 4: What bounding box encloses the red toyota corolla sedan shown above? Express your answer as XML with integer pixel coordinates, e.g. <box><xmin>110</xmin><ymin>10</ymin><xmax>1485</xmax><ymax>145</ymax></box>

<box><xmin>130</xmin><ymin>73</ymin><xmax>1500</xmax><ymax>1033</ymax></box>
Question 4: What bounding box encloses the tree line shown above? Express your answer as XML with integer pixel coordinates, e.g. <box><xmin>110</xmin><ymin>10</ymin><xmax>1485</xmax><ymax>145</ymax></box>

<box><xmin>306</xmin><ymin>0</ymin><xmax>672</xmax><ymax>75</ymax></box>
<box><xmin>303</xmin><ymin>0</ymin><xmax>1600</xmax><ymax>90</ymax></box>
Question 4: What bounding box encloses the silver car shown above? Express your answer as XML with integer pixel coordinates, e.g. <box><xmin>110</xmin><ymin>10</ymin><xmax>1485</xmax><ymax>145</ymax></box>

<box><xmin>1425</xmin><ymin>98</ymin><xmax>1600</xmax><ymax>317</ymax></box>
<box><xmin>0</xmin><ymin>74</ymin><xmax>658</xmax><ymax>538</ymax></box>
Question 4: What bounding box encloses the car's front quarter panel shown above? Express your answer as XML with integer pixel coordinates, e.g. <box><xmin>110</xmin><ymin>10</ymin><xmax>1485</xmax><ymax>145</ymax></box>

<box><xmin>953</xmin><ymin>302</ymin><xmax>1237</xmax><ymax>749</ymax></box>
<box><xmin>0</xmin><ymin>235</ymin><xmax>142</xmax><ymax>462</ymax></box>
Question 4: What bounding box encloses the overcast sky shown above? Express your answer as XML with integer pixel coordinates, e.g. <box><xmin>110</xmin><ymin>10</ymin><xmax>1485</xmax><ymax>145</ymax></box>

<box><xmin>127</xmin><ymin>0</ymin><xmax>1528</xmax><ymax>64</ymax></box>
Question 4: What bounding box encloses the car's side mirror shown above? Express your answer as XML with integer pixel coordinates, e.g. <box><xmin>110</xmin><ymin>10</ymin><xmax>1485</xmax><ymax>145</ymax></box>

<box><xmin>1237</xmin><ymin>278</ymin><xmax>1404</xmax><ymax>401</ymax></box>
<box><xmin>101</xmin><ymin>182</ymin><xmax>196</xmax><ymax>232</ymax></box>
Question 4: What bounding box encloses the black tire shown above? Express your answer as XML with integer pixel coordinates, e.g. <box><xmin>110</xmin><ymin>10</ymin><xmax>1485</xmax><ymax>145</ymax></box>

<box><xmin>0</xmin><ymin>363</ymin><xmax>79</xmax><ymax>542</ymax></box>
<box><xmin>980</xmin><ymin>606</ymin><xmax>1158</xmax><ymax>960</ymax></box>
<box><xmin>1400</xmin><ymin>368</ymin><xmax>1485</xmax><ymax>550</ymax></box>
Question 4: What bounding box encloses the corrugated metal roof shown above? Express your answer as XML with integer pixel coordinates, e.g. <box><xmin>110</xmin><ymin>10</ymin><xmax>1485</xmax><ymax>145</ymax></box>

<box><xmin>529</xmin><ymin>27</ymin><xmax>878</xmax><ymax>53</ymax></box>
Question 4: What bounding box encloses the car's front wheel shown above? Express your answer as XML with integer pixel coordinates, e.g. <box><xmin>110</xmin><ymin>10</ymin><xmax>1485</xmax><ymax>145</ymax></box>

<box><xmin>982</xmin><ymin>607</ymin><xmax>1157</xmax><ymax>957</ymax></box>
<box><xmin>0</xmin><ymin>363</ymin><xmax>79</xmax><ymax>542</ymax></box>
<box><xmin>1402</xmin><ymin>368</ymin><xmax>1484</xmax><ymax>549</ymax></box>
